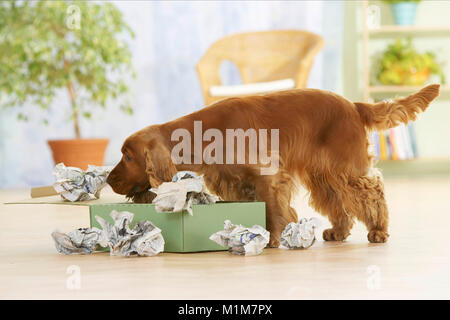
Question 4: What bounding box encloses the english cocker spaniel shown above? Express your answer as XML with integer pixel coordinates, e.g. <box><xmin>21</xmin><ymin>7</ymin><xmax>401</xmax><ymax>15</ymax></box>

<box><xmin>107</xmin><ymin>84</ymin><xmax>440</xmax><ymax>247</ymax></box>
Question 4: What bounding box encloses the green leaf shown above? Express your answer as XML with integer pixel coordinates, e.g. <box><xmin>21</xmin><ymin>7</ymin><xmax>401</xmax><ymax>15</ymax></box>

<box><xmin>82</xmin><ymin>111</ymin><xmax>92</xmax><ymax>119</ymax></box>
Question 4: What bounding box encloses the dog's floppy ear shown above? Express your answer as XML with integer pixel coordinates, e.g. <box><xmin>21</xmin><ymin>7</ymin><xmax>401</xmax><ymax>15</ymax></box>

<box><xmin>144</xmin><ymin>140</ymin><xmax>177</xmax><ymax>187</ymax></box>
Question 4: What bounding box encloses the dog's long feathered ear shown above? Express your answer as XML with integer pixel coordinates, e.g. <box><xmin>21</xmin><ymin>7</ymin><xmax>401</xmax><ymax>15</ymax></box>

<box><xmin>144</xmin><ymin>140</ymin><xmax>177</xmax><ymax>188</ymax></box>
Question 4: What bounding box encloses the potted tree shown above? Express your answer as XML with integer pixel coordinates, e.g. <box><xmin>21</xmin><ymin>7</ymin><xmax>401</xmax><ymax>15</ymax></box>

<box><xmin>0</xmin><ymin>0</ymin><xmax>134</xmax><ymax>169</ymax></box>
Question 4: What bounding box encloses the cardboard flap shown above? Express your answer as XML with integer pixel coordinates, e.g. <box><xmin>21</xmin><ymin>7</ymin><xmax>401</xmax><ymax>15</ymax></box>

<box><xmin>5</xmin><ymin>189</ymin><xmax>127</xmax><ymax>206</ymax></box>
<box><xmin>30</xmin><ymin>185</ymin><xmax>58</xmax><ymax>198</ymax></box>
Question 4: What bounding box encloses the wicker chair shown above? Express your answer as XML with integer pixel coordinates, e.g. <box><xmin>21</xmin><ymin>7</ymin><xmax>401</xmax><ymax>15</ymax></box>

<box><xmin>196</xmin><ymin>30</ymin><xmax>324</xmax><ymax>105</ymax></box>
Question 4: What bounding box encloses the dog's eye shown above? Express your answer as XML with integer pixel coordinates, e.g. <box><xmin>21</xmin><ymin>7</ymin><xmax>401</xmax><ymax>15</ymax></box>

<box><xmin>124</xmin><ymin>154</ymin><xmax>131</xmax><ymax>161</ymax></box>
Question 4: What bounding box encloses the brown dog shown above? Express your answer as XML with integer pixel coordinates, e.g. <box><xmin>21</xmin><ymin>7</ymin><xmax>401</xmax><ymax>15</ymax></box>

<box><xmin>107</xmin><ymin>85</ymin><xmax>440</xmax><ymax>247</ymax></box>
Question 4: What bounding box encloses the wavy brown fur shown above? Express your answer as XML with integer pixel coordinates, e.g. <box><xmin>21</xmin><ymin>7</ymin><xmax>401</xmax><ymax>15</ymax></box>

<box><xmin>108</xmin><ymin>85</ymin><xmax>440</xmax><ymax>246</ymax></box>
<box><xmin>355</xmin><ymin>84</ymin><xmax>440</xmax><ymax>131</ymax></box>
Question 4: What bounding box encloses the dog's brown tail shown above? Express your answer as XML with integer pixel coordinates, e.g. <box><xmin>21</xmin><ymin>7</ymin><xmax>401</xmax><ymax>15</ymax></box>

<box><xmin>354</xmin><ymin>84</ymin><xmax>440</xmax><ymax>131</ymax></box>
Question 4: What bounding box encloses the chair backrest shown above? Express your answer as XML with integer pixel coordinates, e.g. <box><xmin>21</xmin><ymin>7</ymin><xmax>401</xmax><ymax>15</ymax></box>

<box><xmin>196</xmin><ymin>30</ymin><xmax>324</xmax><ymax>105</ymax></box>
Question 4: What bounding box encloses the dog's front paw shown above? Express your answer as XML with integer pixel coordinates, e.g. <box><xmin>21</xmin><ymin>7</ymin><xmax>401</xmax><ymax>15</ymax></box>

<box><xmin>268</xmin><ymin>237</ymin><xmax>280</xmax><ymax>248</ymax></box>
<box><xmin>368</xmin><ymin>230</ymin><xmax>389</xmax><ymax>243</ymax></box>
<box><xmin>323</xmin><ymin>228</ymin><xmax>349</xmax><ymax>241</ymax></box>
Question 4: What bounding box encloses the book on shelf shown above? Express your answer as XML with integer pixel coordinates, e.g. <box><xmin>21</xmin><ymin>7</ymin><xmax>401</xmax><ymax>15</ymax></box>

<box><xmin>370</xmin><ymin>123</ymin><xmax>418</xmax><ymax>160</ymax></box>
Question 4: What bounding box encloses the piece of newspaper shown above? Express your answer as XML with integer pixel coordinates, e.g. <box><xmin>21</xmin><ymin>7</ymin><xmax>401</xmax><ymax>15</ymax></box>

<box><xmin>151</xmin><ymin>171</ymin><xmax>219</xmax><ymax>215</ymax></box>
<box><xmin>95</xmin><ymin>210</ymin><xmax>164</xmax><ymax>257</ymax></box>
<box><xmin>209</xmin><ymin>220</ymin><xmax>270</xmax><ymax>256</ymax></box>
<box><xmin>52</xmin><ymin>227</ymin><xmax>102</xmax><ymax>255</ymax></box>
<box><xmin>52</xmin><ymin>210</ymin><xmax>164</xmax><ymax>257</ymax></box>
<box><xmin>279</xmin><ymin>218</ymin><xmax>321</xmax><ymax>249</ymax></box>
<box><xmin>52</xmin><ymin>162</ymin><xmax>112</xmax><ymax>201</ymax></box>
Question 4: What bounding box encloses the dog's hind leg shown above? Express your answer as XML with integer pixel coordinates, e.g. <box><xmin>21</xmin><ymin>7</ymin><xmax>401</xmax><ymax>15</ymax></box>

<box><xmin>303</xmin><ymin>168</ymin><xmax>389</xmax><ymax>243</ymax></box>
<box><xmin>303</xmin><ymin>172</ymin><xmax>354</xmax><ymax>241</ymax></box>
<box><xmin>344</xmin><ymin>168</ymin><xmax>389</xmax><ymax>243</ymax></box>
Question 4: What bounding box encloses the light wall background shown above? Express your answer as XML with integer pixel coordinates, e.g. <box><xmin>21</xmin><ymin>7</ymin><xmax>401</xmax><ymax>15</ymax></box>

<box><xmin>2</xmin><ymin>0</ymin><xmax>450</xmax><ymax>189</ymax></box>
<box><xmin>3</xmin><ymin>1</ymin><xmax>450</xmax><ymax>188</ymax></box>
<box><xmin>0</xmin><ymin>0</ymin><xmax>343</xmax><ymax>188</ymax></box>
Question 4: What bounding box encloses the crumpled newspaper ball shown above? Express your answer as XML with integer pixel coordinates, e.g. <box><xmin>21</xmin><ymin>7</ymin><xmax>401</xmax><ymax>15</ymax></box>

<box><xmin>209</xmin><ymin>220</ymin><xmax>270</xmax><ymax>256</ymax></box>
<box><xmin>52</xmin><ymin>162</ymin><xmax>112</xmax><ymax>202</ymax></box>
<box><xmin>95</xmin><ymin>210</ymin><xmax>165</xmax><ymax>257</ymax></box>
<box><xmin>52</xmin><ymin>228</ymin><xmax>102</xmax><ymax>255</ymax></box>
<box><xmin>51</xmin><ymin>210</ymin><xmax>164</xmax><ymax>257</ymax></box>
<box><xmin>279</xmin><ymin>218</ymin><xmax>321</xmax><ymax>249</ymax></box>
<box><xmin>151</xmin><ymin>171</ymin><xmax>219</xmax><ymax>215</ymax></box>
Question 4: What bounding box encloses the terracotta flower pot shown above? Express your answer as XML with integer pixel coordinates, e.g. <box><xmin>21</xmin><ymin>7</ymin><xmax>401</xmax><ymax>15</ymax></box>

<box><xmin>48</xmin><ymin>138</ymin><xmax>109</xmax><ymax>170</ymax></box>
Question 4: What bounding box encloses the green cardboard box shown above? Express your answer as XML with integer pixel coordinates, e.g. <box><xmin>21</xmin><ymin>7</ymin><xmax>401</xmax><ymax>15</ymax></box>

<box><xmin>89</xmin><ymin>202</ymin><xmax>266</xmax><ymax>253</ymax></box>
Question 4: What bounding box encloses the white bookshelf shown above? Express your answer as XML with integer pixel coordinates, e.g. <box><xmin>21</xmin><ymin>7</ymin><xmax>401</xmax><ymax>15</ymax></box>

<box><xmin>369</xmin><ymin>85</ymin><xmax>450</xmax><ymax>94</ymax></box>
<box><xmin>361</xmin><ymin>1</ymin><xmax>450</xmax><ymax>168</ymax></box>
<box><xmin>368</xmin><ymin>25</ymin><xmax>450</xmax><ymax>35</ymax></box>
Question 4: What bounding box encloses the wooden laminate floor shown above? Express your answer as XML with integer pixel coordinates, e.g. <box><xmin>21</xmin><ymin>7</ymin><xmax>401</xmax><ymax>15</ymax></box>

<box><xmin>1</xmin><ymin>177</ymin><xmax>449</xmax><ymax>299</ymax></box>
